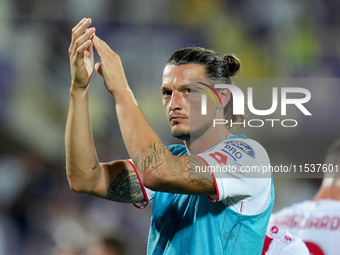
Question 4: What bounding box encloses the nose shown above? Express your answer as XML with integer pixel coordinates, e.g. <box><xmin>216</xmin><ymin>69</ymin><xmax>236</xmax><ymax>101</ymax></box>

<box><xmin>168</xmin><ymin>91</ymin><xmax>183</xmax><ymax>111</ymax></box>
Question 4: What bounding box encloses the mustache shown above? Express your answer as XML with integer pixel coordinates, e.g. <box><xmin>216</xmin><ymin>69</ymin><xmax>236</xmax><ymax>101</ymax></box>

<box><xmin>168</xmin><ymin>112</ymin><xmax>188</xmax><ymax>120</ymax></box>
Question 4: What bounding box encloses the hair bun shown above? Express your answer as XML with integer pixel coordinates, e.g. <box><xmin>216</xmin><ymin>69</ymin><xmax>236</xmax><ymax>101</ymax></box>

<box><xmin>222</xmin><ymin>54</ymin><xmax>240</xmax><ymax>77</ymax></box>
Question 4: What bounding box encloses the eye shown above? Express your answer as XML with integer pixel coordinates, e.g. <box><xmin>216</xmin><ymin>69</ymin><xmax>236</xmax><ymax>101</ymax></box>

<box><xmin>185</xmin><ymin>88</ymin><xmax>194</xmax><ymax>94</ymax></box>
<box><xmin>162</xmin><ymin>91</ymin><xmax>172</xmax><ymax>97</ymax></box>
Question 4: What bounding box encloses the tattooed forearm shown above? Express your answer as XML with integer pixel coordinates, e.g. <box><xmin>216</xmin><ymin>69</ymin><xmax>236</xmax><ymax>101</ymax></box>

<box><xmin>171</xmin><ymin>157</ymin><xmax>180</xmax><ymax>176</ymax></box>
<box><xmin>107</xmin><ymin>169</ymin><xmax>144</xmax><ymax>203</ymax></box>
<box><xmin>188</xmin><ymin>171</ymin><xmax>214</xmax><ymax>191</ymax></box>
<box><xmin>140</xmin><ymin>141</ymin><xmax>171</xmax><ymax>173</ymax></box>
<box><xmin>184</xmin><ymin>156</ymin><xmax>215</xmax><ymax>193</ymax></box>
<box><xmin>135</xmin><ymin>141</ymin><xmax>215</xmax><ymax>194</ymax></box>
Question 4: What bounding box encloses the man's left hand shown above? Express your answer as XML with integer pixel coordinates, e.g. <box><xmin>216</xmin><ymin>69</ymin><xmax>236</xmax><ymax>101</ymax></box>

<box><xmin>93</xmin><ymin>35</ymin><xmax>129</xmax><ymax>95</ymax></box>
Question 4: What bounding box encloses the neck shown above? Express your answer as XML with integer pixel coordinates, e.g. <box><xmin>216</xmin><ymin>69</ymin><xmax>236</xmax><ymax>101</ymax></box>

<box><xmin>184</xmin><ymin>126</ymin><xmax>231</xmax><ymax>155</ymax></box>
<box><xmin>312</xmin><ymin>178</ymin><xmax>340</xmax><ymax>201</ymax></box>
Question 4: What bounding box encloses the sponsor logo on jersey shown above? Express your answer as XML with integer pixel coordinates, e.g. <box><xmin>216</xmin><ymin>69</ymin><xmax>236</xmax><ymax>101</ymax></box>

<box><xmin>221</xmin><ymin>145</ymin><xmax>242</xmax><ymax>162</ymax></box>
<box><xmin>224</xmin><ymin>140</ymin><xmax>256</xmax><ymax>159</ymax></box>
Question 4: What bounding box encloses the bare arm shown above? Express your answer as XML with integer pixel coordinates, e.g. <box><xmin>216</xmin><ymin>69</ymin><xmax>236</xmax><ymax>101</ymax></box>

<box><xmin>65</xmin><ymin>18</ymin><xmax>145</xmax><ymax>203</ymax></box>
<box><xmin>92</xmin><ymin>36</ymin><xmax>215</xmax><ymax>196</ymax></box>
<box><xmin>137</xmin><ymin>140</ymin><xmax>215</xmax><ymax>195</ymax></box>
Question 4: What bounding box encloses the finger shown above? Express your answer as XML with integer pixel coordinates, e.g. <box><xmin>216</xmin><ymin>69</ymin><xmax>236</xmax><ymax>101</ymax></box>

<box><xmin>71</xmin><ymin>18</ymin><xmax>89</xmax><ymax>44</ymax></box>
<box><xmin>87</xmin><ymin>41</ymin><xmax>94</xmax><ymax>57</ymax></box>
<box><xmin>84</xmin><ymin>44</ymin><xmax>94</xmax><ymax>66</ymax></box>
<box><xmin>92</xmin><ymin>35</ymin><xmax>112</xmax><ymax>57</ymax></box>
<box><xmin>95</xmin><ymin>62</ymin><xmax>103</xmax><ymax>76</ymax></box>
<box><xmin>92</xmin><ymin>35</ymin><xmax>102</xmax><ymax>53</ymax></box>
<box><xmin>72</xmin><ymin>17</ymin><xmax>87</xmax><ymax>34</ymax></box>
<box><xmin>70</xmin><ymin>28</ymin><xmax>95</xmax><ymax>60</ymax></box>
<box><xmin>93</xmin><ymin>34</ymin><xmax>104</xmax><ymax>43</ymax></box>
<box><xmin>75</xmin><ymin>39</ymin><xmax>93</xmax><ymax>62</ymax></box>
<box><xmin>73</xmin><ymin>27</ymin><xmax>96</xmax><ymax>54</ymax></box>
<box><xmin>70</xmin><ymin>18</ymin><xmax>92</xmax><ymax>52</ymax></box>
<box><xmin>72</xmin><ymin>18</ymin><xmax>92</xmax><ymax>41</ymax></box>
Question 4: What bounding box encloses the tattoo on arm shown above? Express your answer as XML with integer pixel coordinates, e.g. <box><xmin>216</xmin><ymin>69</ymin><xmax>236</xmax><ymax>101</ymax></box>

<box><xmin>187</xmin><ymin>156</ymin><xmax>214</xmax><ymax>192</ymax></box>
<box><xmin>172</xmin><ymin>156</ymin><xmax>215</xmax><ymax>193</ymax></box>
<box><xmin>107</xmin><ymin>169</ymin><xmax>145</xmax><ymax>203</ymax></box>
<box><xmin>171</xmin><ymin>157</ymin><xmax>179</xmax><ymax>176</ymax></box>
<box><xmin>137</xmin><ymin>140</ymin><xmax>214</xmax><ymax>194</ymax></box>
<box><xmin>140</xmin><ymin>141</ymin><xmax>171</xmax><ymax>174</ymax></box>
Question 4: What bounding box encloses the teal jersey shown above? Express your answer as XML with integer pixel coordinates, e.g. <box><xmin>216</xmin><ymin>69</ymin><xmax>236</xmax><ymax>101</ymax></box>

<box><xmin>146</xmin><ymin>137</ymin><xmax>274</xmax><ymax>255</ymax></box>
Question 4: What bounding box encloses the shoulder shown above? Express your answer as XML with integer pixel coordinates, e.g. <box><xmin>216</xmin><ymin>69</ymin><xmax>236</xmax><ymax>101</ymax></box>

<box><xmin>223</xmin><ymin>135</ymin><xmax>268</xmax><ymax>156</ymax></box>
<box><xmin>272</xmin><ymin>200</ymin><xmax>313</xmax><ymax>216</ymax></box>
<box><xmin>270</xmin><ymin>200</ymin><xmax>314</xmax><ymax>226</ymax></box>
<box><xmin>313</xmin><ymin>198</ymin><xmax>340</xmax><ymax>210</ymax></box>
<box><xmin>272</xmin><ymin>199</ymin><xmax>340</xmax><ymax>220</ymax></box>
<box><xmin>167</xmin><ymin>144</ymin><xmax>187</xmax><ymax>156</ymax></box>
<box><xmin>204</xmin><ymin>134</ymin><xmax>270</xmax><ymax>166</ymax></box>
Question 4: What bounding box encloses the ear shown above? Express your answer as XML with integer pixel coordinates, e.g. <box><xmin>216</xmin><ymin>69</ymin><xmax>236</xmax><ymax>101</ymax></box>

<box><xmin>218</xmin><ymin>88</ymin><xmax>231</xmax><ymax>108</ymax></box>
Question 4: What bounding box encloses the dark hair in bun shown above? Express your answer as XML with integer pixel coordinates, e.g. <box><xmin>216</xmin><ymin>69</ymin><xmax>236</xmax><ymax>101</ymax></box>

<box><xmin>166</xmin><ymin>47</ymin><xmax>241</xmax><ymax>83</ymax></box>
<box><xmin>222</xmin><ymin>55</ymin><xmax>240</xmax><ymax>77</ymax></box>
<box><xmin>166</xmin><ymin>47</ymin><xmax>244</xmax><ymax>129</ymax></box>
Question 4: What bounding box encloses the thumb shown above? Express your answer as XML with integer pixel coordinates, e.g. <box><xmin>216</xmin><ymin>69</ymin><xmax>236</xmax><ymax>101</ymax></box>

<box><xmin>95</xmin><ymin>62</ymin><xmax>103</xmax><ymax>76</ymax></box>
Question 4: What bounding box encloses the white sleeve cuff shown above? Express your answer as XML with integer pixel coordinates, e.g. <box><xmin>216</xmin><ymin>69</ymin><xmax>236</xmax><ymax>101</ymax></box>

<box><xmin>125</xmin><ymin>160</ymin><xmax>155</xmax><ymax>209</ymax></box>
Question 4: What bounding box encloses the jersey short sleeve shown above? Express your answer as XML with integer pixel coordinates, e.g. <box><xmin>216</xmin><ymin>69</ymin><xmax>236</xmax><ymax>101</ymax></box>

<box><xmin>126</xmin><ymin>159</ymin><xmax>155</xmax><ymax>209</ymax></box>
<box><xmin>197</xmin><ymin>136</ymin><xmax>272</xmax><ymax>215</ymax></box>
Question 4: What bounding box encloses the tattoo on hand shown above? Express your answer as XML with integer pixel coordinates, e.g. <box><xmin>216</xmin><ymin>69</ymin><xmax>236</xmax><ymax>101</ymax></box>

<box><xmin>107</xmin><ymin>169</ymin><xmax>144</xmax><ymax>203</ymax></box>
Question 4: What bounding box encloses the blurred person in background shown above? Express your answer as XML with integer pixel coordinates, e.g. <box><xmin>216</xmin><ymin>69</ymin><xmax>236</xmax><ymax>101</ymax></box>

<box><xmin>271</xmin><ymin>138</ymin><xmax>340</xmax><ymax>254</ymax></box>
<box><xmin>65</xmin><ymin>18</ymin><xmax>274</xmax><ymax>254</ymax></box>
<box><xmin>262</xmin><ymin>221</ymin><xmax>309</xmax><ymax>255</ymax></box>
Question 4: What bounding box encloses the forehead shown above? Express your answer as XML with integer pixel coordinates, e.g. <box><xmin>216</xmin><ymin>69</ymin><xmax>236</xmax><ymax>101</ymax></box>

<box><xmin>161</xmin><ymin>64</ymin><xmax>206</xmax><ymax>88</ymax></box>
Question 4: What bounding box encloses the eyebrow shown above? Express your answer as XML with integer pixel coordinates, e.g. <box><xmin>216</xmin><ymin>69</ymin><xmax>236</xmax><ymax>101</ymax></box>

<box><xmin>160</xmin><ymin>84</ymin><xmax>191</xmax><ymax>92</ymax></box>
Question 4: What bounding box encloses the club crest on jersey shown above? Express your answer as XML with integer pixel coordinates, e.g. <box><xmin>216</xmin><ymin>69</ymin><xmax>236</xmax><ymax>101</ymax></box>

<box><xmin>224</xmin><ymin>140</ymin><xmax>256</xmax><ymax>158</ymax></box>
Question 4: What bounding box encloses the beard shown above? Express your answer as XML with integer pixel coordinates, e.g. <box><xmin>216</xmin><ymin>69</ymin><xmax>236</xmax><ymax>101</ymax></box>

<box><xmin>171</xmin><ymin>119</ymin><xmax>213</xmax><ymax>142</ymax></box>
<box><xmin>171</xmin><ymin>105</ymin><xmax>217</xmax><ymax>143</ymax></box>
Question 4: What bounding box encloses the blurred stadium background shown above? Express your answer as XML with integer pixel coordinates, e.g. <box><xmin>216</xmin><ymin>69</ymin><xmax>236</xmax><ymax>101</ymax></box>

<box><xmin>0</xmin><ymin>0</ymin><xmax>340</xmax><ymax>254</ymax></box>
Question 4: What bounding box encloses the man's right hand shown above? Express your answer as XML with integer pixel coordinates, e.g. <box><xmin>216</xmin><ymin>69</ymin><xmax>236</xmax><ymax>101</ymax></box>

<box><xmin>68</xmin><ymin>18</ymin><xmax>96</xmax><ymax>89</ymax></box>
